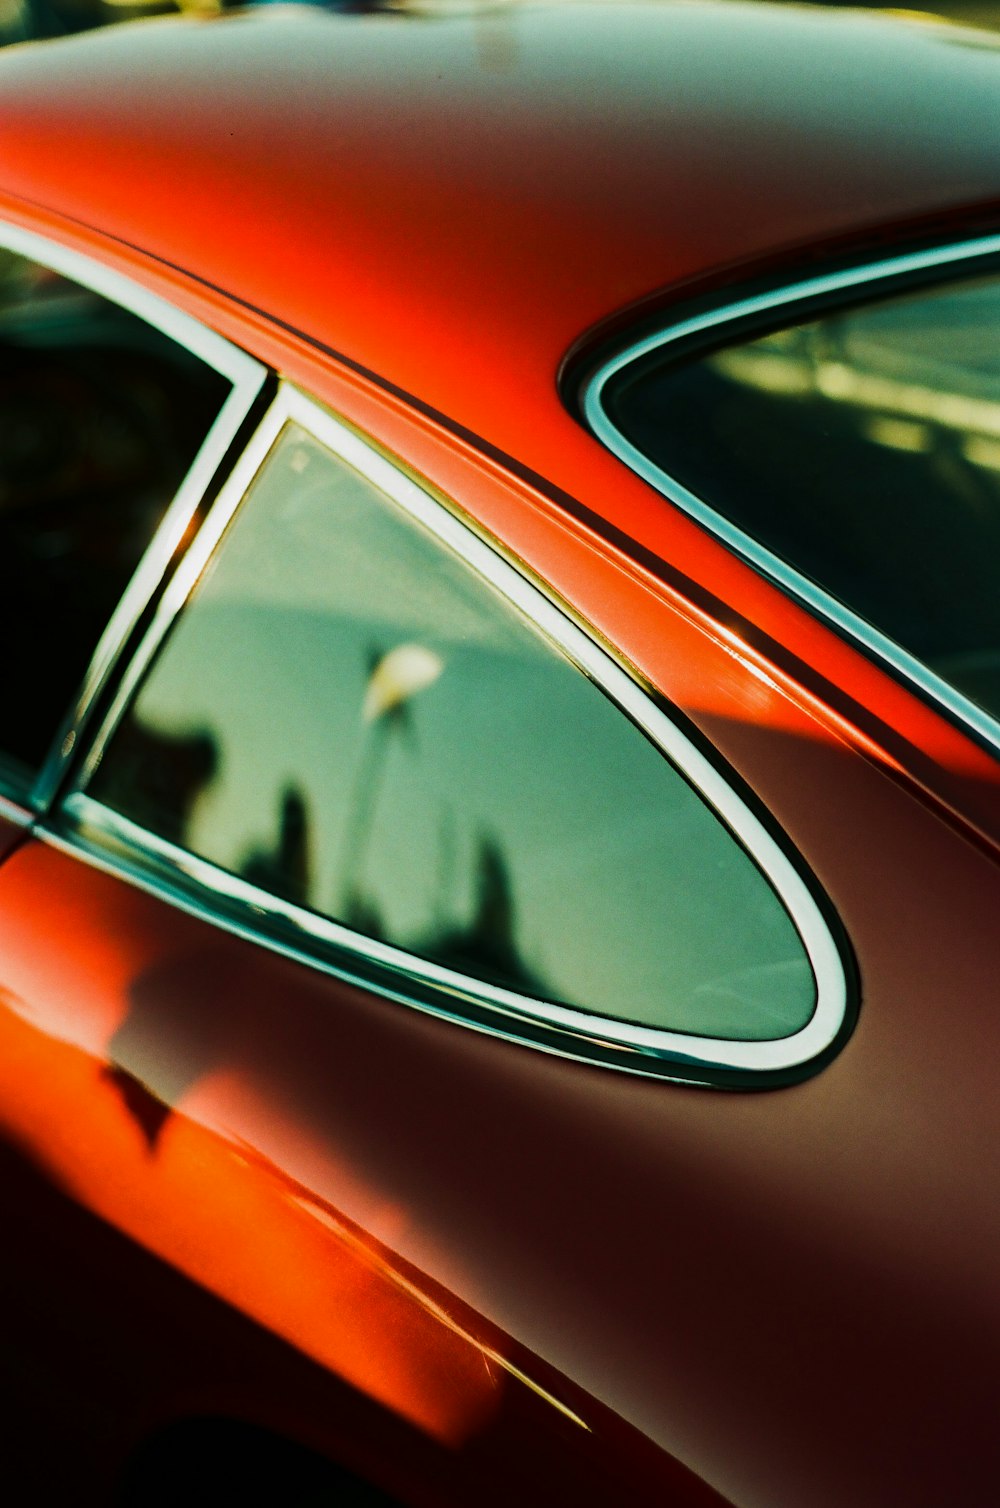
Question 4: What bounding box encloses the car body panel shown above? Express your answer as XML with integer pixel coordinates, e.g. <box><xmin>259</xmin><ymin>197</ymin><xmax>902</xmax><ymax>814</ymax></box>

<box><xmin>0</xmin><ymin>832</ymin><xmax>729</xmax><ymax>1507</ymax></box>
<box><xmin>0</xmin><ymin>7</ymin><xmax>999</xmax><ymax>1504</ymax></box>
<box><xmin>1</xmin><ymin>718</ymin><xmax>999</xmax><ymax>1507</ymax></box>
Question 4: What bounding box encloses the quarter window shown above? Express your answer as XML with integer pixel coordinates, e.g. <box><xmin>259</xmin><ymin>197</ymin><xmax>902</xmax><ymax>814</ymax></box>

<box><xmin>88</xmin><ymin>417</ymin><xmax>819</xmax><ymax>1048</ymax></box>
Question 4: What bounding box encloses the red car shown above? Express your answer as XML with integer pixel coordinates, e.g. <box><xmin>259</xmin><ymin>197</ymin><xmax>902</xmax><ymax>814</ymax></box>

<box><xmin>0</xmin><ymin>4</ymin><xmax>998</xmax><ymax>1504</ymax></box>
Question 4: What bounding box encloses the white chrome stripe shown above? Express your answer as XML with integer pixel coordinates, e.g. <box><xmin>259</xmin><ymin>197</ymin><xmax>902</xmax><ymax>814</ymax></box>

<box><xmin>0</xmin><ymin>219</ymin><xmax>257</xmax><ymax>380</ymax></box>
<box><xmin>0</xmin><ymin>792</ymin><xmax>32</xmax><ymax>829</ymax></box>
<box><xmin>42</xmin><ymin>806</ymin><xmax>709</xmax><ymax>1086</ymax></box>
<box><xmin>77</xmin><ymin>393</ymin><xmax>291</xmax><ymax>785</ymax></box>
<box><xmin>583</xmin><ymin>233</ymin><xmax>1000</xmax><ymax>756</ymax></box>
<box><xmin>0</xmin><ymin>217</ymin><xmax>267</xmax><ymax>809</ymax></box>
<box><xmin>67</xmin><ymin>383</ymin><xmax>849</xmax><ymax>1078</ymax></box>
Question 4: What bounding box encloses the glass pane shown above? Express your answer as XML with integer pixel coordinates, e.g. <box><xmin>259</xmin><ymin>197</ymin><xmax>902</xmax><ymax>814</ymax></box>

<box><xmin>0</xmin><ymin>244</ymin><xmax>231</xmax><ymax>789</ymax></box>
<box><xmin>604</xmin><ymin>271</ymin><xmax>1000</xmax><ymax>721</ymax></box>
<box><xmin>90</xmin><ymin>423</ymin><xmax>815</xmax><ymax>1042</ymax></box>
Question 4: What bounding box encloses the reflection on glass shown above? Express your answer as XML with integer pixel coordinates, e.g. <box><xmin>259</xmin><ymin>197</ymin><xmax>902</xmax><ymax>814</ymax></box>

<box><xmin>340</xmin><ymin>642</ymin><xmax>444</xmax><ymax>925</ymax></box>
<box><xmin>606</xmin><ymin>271</ymin><xmax>1000</xmax><ymax>721</ymax></box>
<box><xmin>91</xmin><ymin>425</ymin><xmax>815</xmax><ymax>1042</ymax></box>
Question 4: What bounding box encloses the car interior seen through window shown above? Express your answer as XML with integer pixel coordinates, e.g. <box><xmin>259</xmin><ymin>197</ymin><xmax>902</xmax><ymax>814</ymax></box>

<box><xmin>0</xmin><ymin>244</ymin><xmax>232</xmax><ymax>796</ymax></box>
<box><xmin>601</xmin><ymin>270</ymin><xmax>1000</xmax><ymax>726</ymax></box>
<box><xmin>88</xmin><ymin>422</ymin><xmax>816</xmax><ymax>1043</ymax></box>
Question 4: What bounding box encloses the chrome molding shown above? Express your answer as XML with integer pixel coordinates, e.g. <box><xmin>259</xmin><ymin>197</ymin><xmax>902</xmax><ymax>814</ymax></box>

<box><xmin>60</xmin><ymin>383</ymin><xmax>849</xmax><ymax>1081</ymax></box>
<box><xmin>0</xmin><ymin>218</ymin><xmax>268</xmax><ymax>810</ymax></box>
<box><xmin>583</xmin><ymin>233</ymin><xmax>1000</xmax><ymax>758</ymax></box>
<box><xmin>75</xmin><ymin>391</ymin><xmax>293</xmax><ymax>787</ymax></box>
<box><xmin>0</xmin><ymin>792</ymin><xmax>32</xmax><ymax>829</ymax></box>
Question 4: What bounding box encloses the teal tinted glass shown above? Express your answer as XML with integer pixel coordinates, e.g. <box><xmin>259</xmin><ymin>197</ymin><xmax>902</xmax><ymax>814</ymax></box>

<box><xmin>604</xmin><ymin>271</ymin><xmax>1000</xmax><ymax>723</ymax></box>
<box><xmin>90</xmin><ymin>423</ymin><xmax>815</xmax><ymax>1041</ymax></box>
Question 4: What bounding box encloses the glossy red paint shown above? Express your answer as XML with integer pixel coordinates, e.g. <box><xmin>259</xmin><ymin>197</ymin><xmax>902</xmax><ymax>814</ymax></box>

<box><xmin>1</xmin><ymin>5</ymin><xmax>997</xmax><ymax>846</ymax></box>
<box><xmin>0</xmin><ymin>6</ymin><xmax>999</xmax><ymax>1506</ymax></box>
<box><xmin>0</xmin><ymin>4</ymin><xmax>997</xmax><ymax>447</ymax></box>
<box><xmin>0</xmin><ymin>838</ymin><xmax>730</xmax><ymax>1506</ymax></box>
<box><xmin>3</xmin><ymin>647</ymin><xmax>1000</xmax><ymax>1506</ymax></box>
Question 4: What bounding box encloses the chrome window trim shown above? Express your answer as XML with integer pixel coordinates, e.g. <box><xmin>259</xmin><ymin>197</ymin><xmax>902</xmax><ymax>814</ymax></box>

<box><xmin>0</xmin><ymin>218</ymin><xmax>267</xmax><ymax>810</ymax></box>
<box><xmin>582</xmin><ymin>233</ymin><xmax>1000</xmax><ymax>759</ymax></box>
<box><xmin>0</xmin><ymin>792</ymin><xmax>32</xmax><ymax>829</ymax></box>
<box><xmin>58</xmin><ymin>383</ymin><xmax>849</xmax><ymax>1081</ymax></box>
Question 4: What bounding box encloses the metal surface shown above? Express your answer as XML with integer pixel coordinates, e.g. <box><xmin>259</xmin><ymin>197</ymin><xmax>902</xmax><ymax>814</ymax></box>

<box><xmin>583</xmin><ymin>234</ymin><xmax>1000</xmax><ymax>759</ymax></box>
<box><xmin>0</xmin><ymin>793</ymin><xmax>32</xmax><ymax>829</ymax></box>
<box><xmin>0</xmin><ymin>218</ymin><xmax>269</xmax><ymax>813</ymax></box>
<box><xmin>65</xmin><ymin>384</ymin><xmax>849</xmax><ymax>1079</ymax></box>
<box><xmin>0</xmin><ymin>10</ymin><xmax>998</xmax><ymax>1506</ymax></box>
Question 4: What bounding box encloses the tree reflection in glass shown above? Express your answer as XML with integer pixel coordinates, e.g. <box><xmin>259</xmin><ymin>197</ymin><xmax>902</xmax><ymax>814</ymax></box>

<box><xmin>91</xmin><ymin>424</ymin><xmax>815</xmax><ymax>1043</ymax></box>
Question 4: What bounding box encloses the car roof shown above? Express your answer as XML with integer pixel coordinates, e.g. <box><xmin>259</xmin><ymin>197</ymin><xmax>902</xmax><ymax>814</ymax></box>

<box><xmin>0</xmin><ymin>2</ymin><xmax>998</xmax><ymax>458</ymax></box>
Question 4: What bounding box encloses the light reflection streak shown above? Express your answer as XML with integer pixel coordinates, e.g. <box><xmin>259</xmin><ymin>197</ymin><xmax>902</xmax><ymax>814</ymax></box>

<box><xmin>0</xmin><ymin>991</ymin><xmax>502</xmax><ymax>1444</ymax></box>
<box><xmin>293</xmin><ymin>1192</ymin><xmax>591</xmax><ymax>1432</ymax></box>
<box><xmin>0</xmin><ymin>852</ymin><xmax>583</xmax><ymax>1447</ymax></box>
<box><xmin>712</xmin><ymin>346</ymin><xmax>1000</xmax><ymax>456</ymax></box>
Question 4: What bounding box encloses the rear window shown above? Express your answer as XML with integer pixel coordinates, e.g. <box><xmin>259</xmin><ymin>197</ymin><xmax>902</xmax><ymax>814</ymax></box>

<box><xmin>595</xmin><ymin>266</ymin><xmax>1000</xmax><ymax>729</ymax></box>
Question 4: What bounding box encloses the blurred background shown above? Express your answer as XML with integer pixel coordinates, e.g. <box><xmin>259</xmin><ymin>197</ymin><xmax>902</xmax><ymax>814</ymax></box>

<box><xmin>1</xmin><ymin>0</ymin><xmax>999</xmax><ymax>52</ymax></box>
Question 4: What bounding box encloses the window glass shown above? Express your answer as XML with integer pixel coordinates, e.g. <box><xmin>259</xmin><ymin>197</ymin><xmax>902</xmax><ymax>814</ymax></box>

<box><xmin>89</xmin><ymin>423</ymin><xmax>815</xmax><ymax>1042</ymax></box>
<box><xmin>0</xmin><ymin>244</ymin><xmax>231</xmax><ymax>791</ymax></box>
<box><xmin>602</xmin><ymin>271</ymin><xmax>1000</xmax><ymax>722</ymax></box>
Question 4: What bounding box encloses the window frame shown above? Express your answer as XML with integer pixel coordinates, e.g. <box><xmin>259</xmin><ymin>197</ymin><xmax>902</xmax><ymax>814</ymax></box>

<box><xmin>0</xmin><ymin>217</ymin><xmax>268</xmax><ymax>811</ymax></box>
<box><xmin>47</xmin><ymin>382</ymin><xmax>852</xmax><ymax>1085</ymax></box>
<box><xmin>581</xmin><ymin>232</ymin><xmax>1000</xmax><ymax>760</ymax></box>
